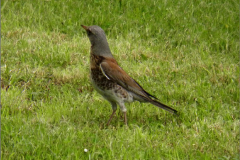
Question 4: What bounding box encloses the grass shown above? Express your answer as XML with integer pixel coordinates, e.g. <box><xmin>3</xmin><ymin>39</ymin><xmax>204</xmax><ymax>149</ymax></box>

<box><xmin>1</xmin><ymin>0</ymin><xmax>239</xmax><ymax>159</ymax></box>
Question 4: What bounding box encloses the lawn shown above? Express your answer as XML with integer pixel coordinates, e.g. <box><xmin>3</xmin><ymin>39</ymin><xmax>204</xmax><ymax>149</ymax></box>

<box><xmin>1</xmin><ymin>0</ymin><xmax>239</xmax><ymax>159</ymax></box>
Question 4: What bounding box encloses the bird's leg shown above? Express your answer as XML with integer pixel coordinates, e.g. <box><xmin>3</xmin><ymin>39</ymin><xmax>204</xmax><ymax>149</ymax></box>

<box><xmin>119</xmin><ymin>102</ymin><xmax>128</xmax><ymax>125</ymax></box>
<box><xmin>123</xmin><ymin>112</ymin><xmax>127</xmax><ymax>125</ymax></box>
<box><xmin>106</xmin><ymin>109</ymin><xmax>117</xmax><ymax>126</ymax></box>
<box><xmin>106</xmin><ymin>102</ymin><xmax>117</xmax><ymax>126</ymax></box>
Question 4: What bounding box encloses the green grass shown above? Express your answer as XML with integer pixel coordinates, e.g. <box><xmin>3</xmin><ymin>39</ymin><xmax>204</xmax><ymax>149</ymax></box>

<box><xmin>1</xmin><ymin>0</ymin><xmax>239</xmax><ymax>159</ymax></box>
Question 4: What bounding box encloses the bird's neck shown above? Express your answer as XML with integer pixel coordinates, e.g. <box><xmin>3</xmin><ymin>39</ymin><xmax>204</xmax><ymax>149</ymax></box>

<box><xmin>91</xmin><ymin>42</ymin><xmax>113</xmax><ymax>58</ymax></box>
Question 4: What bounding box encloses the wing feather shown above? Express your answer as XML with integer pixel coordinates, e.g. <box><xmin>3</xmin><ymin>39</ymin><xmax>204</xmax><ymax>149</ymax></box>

<box><xmin>99</xmin><ymin>59</ymin><xmax>178</xmax><ymax>115</ymax></box>
<box><xmin>100</xmin><ymin>60</ymin><xmax>154</xmax><ymax>100</ymax></box>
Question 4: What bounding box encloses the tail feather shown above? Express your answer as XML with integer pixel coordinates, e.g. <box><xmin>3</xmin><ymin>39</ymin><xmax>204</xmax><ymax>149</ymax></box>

<box><xmin>149</xmin><ymin>99</ymin><xmax>178</xmax><ymax>115</ymax></box>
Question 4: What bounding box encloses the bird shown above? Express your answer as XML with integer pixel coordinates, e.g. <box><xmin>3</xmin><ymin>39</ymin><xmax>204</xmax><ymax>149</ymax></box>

<box><xmin>81</xmin><ymin>25</ymin><xmax>178</xmax><ymax>126</ymax></box>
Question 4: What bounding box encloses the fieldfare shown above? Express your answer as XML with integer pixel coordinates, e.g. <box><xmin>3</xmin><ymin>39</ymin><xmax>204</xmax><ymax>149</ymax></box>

<box><xmin>81</xmin><ymin>25</ymin><xmax>178</xmax><ymax>126</ymax></box>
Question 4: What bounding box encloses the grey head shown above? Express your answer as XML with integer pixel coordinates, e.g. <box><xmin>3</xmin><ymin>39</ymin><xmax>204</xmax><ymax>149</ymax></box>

<box><xmin>81</xmin><ymin>25</ymin><xmax>113</xmax><ymax>58</ymax></box>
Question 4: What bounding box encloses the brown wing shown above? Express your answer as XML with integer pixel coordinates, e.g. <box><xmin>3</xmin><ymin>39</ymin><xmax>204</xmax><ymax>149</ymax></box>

<box><xmin>100</xmin><ymin>59</ymin><xmax>155</xmax><ymax>100</ymax></box>
<box><xmin>100</xmin><ymin>58</ymin><xmax>178</xmax><ymax>115</ymax></box>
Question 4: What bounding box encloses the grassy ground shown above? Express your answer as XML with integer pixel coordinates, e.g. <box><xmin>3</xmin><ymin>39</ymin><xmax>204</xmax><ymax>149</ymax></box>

<box><xmin>1</xmin><ymin>0</ymin><xmax>239</xmax><ymax>159</ymax></box>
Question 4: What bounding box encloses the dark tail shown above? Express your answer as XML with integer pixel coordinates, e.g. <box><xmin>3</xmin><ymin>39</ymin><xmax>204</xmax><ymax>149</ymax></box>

<box><xmin>149</xmin><ymin>99</ymin><xmax>178</xmax><ymax>115</ymax></box>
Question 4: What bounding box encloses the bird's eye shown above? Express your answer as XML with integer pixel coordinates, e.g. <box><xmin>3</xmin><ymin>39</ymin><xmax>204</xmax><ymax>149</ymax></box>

<box><xmin>87</xmin><ymin>30</ymin><xmax>96</xmax><ymax>37</ymax></box>
<box><xmin>87</xmin><ymin>30</ymin><xmax>91</xmax><ymax>35</ymax></box>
